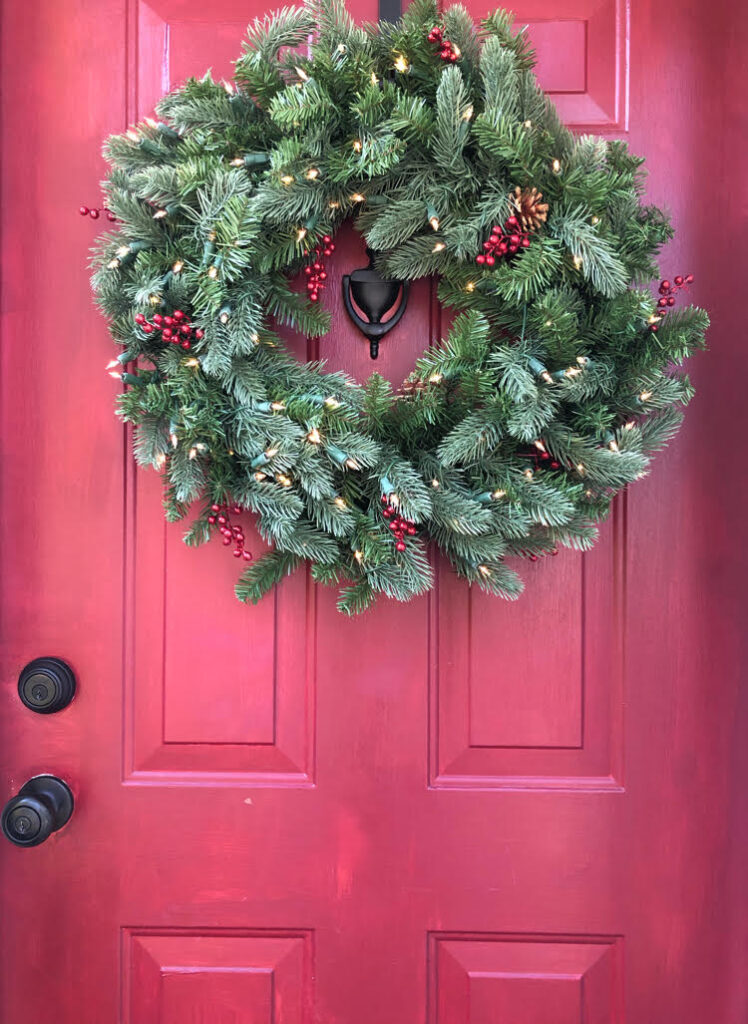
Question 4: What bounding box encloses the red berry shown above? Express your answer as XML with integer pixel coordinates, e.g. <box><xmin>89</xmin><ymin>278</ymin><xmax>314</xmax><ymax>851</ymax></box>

<box><xmin>163</xmin><ymin>316</ymin><xmax>173</xmax><ymax>326</ymax></box>
<box><xmin>79</xmin><ymin>206</ymin><xmax>89</xmax><ymax>216</ymax></box>
<box><xmin>323</xmin><ymin>248</ymin><xmax>332</xmax><ymax>256</ymax></box>
<box><xmin>107</xmin><ymin>211</ymin><xmax>117</xmax><ymax>221</ymax></box>
<box><xmin>395</xmin><ymin>540</ymin><xmax>406</xmax><ymax>552</ymax></box>
<box><xmin>243</xmin><ymin>550</ymin><xmax>252</xmax><ymax>560</ymax></box>
<box><xmin>657</xmin><ymin>297</ymin><xmax>668</xmax><ymax>307</ymax></box>
<box><xmin>304</xmin><ymin>265</ymin><xmax>312</xmax><ymax>276</ymax></box>
<box><xmin>162</xmin><ymin>328</ymin><xmax>173</xmax><ymax>339</ymax></box>
<box><xmin>667</xmin><ymin>296</ymin><xmax>675</xmax><ymax>306</ymax></box>
<box><xmin>323</xmin><ymin>235</ymin><xmax>332</xmax><ymax>244</ymax></box>
<box><xmin>232</xmin><ymin>505</ymin><xmax>241</xmax><ymax>514</ymax></box>
<box><xmin>152</xmin><ymin>313</ymin><xmax>163</xmax><ymax>325</ymax></box>
<box><xmin>486</xmin><ymin>255</ymin><xmax>495</xmax><ymax>265</ymax></box>
<box><xmin>195</xmin><ymin>329</ymin><xmax>204</xmax><ymax>339</ymax></box>
<box><xmin>172</xmin><ymin>310</ymin><xmax>184</xmax><ymax>321</ymax></box>
<box><xmin>650</xmin><ymin>324</ymin><xmax>658</xmax><ymax>333</ymax></box>
<box><xmin>476</xmin><ymin>254</ymin><xmax>486</xmax><ymax>265</ymax></box>
<box><xmin>319</xmin><ymin>271</ymin><xmax>327</xmax><ymax>281</ymax></box>
<box><xmin>489</xmin><ymin>234</ymin><xmax>499</xmax><ymax>245</ymax></box>
<box><xmin>142</xmin><ymin>323</ymin><xmax>154</xmax><ymax>334</ymax></box>
<box><xmin>506</xmin><ymin>216</ymin><xmax>519</xmax><ymax>229</ymax></box>
<box><xmin>685</xmin><ymin>273</ymin><xmax>694</xmax><ymax>284</ymax></box>
<box><xmin>309</xmin><ymin>292</ymin><xmax>319</xmax><ymax>302</ymax></box>
<box><xmin>660</xmin><ymin>280</ymin><xmax>671</xmax><ymax>291</ymax></box>
<box><xmin>89</xmin><ymin>208</ymin><xmax>100</xmax><ymax>219</ymax></box>
<box><xmin>134</xmin><ymin>313</ymin><xmax>146</xmax><ymax>324</ymax></box>
<box><xmin>181</xmin><ymin>340</ymin><xmax>191</xmax><ymax>349</ymax></box>
<box><xmin>328</xmin><ymin>242</ymin><xmax>335</xmax><ymax>252</ymax></box>
<box><xmin>674</xmin><ymin>275</ymin><xmax>684</xmax><ymax>286</ymax></box>
<box><xmin>521</xmin><ymin>237</ymin><xmax>531</xmax><ymax>248</ymax></box>
<box><xmin>180</xmin><ymin>324</ymin><xmax>191</xmax><ymax>335</ymax></box>
<box><xmin>208</xmin><ymin>515</ymin><xmax>216</xmax><ymax>524</ymax></box>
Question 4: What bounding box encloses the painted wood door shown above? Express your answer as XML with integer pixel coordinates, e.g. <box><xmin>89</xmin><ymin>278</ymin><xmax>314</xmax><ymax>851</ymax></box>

<box><xmin>1</xmin><ymin>1</ymin><xmax>746</xmax><ymax>1022</ymax></box>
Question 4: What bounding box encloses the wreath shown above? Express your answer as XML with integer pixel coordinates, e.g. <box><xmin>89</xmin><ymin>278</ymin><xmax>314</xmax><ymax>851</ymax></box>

<box><xmin>92</xmin><ymin>0</ymin><xmax>708</xmax><ymax>615</ymax></box>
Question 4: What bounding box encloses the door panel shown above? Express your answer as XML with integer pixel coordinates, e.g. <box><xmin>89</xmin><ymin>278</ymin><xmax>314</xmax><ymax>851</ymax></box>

<box><xmin>1</xmin><ymin>0</ymin><xmax>745</xmax><ymax>1022</ymax></box>
<box><xmin>432</xmin><ymin>507</ymin><xmax>624</xmax><ymax>788</ymax></box>
<box><xmin>125</xmin><ymin>929</ymin><xmax>313</xmax><ymax>1024</ymax></box>
<box><xmin>430</xmin><ymin>933</ymin><xmax>624</xmax><ymax>1024</ymax></box>
<box><xmin>128</xmin><ymin>0</ymin><xmax>321</xmax><ymax>787</ymax></box>
<box><xmin>129</xmin><ymin>470</ymin><xmax>315</xmax><ymax>781</ymax></box>
<box><xmin>523</xmin><ymin>0</ymin><xmax>628</xmax><ymax>130</ymax></box>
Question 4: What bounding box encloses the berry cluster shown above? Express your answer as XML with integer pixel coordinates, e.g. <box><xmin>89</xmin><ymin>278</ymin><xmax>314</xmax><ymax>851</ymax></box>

<box><xmin>524</xmin><ymin>442</ymin><xmax>561</xmax><ymax>472</ymax></box>
<box><xmin>651</xmin><ymin>274</ymin><xmax>693</xmax><ymax>332</ymax></box>
<box><xmin>475</xmin><ymin>215</ymin><xmax>531</xmax><ymax>266</ymax></box>
<box><xmin>208</xmin><ymin>503</ymin><xmax>252</xmax><ymax>561</ymax></box>
<box><xmin>427</xmin><ymin>25</ymin><xmax>460</xmax><ymax>62</ymax></box>
<box><xmin>134</xmin><ymin>310</ymin><xmax>204</xmax><ymax>350</ymax></box>
<box><xmin>304</xmin><ymin>235</ymin><xmax>335</xmax><ymax>303</ymax></box>
<box><xmin>79</xmin><ymin>204</ymin><xmax>117</xmax><ymax>222</ymax></box>
<box><xmin>518</xmin><ymin>546</ymin><xmax>559</xmax><ymax>563</ymax></box>
<box><xmin>381</xmin><ymin>495</ymin><xmax>417</xmax><ymax>553</ymax></box>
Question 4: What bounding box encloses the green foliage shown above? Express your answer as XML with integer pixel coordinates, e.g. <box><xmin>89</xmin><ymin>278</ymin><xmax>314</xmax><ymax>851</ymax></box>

<box><xmin>93</xmin><ymin>0</ymin><xmax>707</xmax><ymax>614</ymax></box>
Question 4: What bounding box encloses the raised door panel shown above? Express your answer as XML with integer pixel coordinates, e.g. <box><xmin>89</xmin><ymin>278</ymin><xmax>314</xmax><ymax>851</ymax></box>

<box><xmin>513</xmin><ymin>0</ymin><xmax>629</xmax><ymax>131</ymax></box>
<box><xmin>125</xmin><ymin>928</ymin><xmax>313</xmax><ymax>1023</ymax></box>
<box><xmin>124</xmin><ymin>0</ymin><xmax>322</xmax><ymax>785</ymax></box>
<box><xmin>429</xmin><ymin>933</ymin><xmax>623</xmax><ymax>1024</ymax></box>
<box><xmin>431</xmin><ymin>503</ymin><xmax>625</xmax><ymax>789</ymax></box>
<box><xmin>431</xmin><ymin>0</ymin><xmax>629</xmax><ymax>790</ymax></box>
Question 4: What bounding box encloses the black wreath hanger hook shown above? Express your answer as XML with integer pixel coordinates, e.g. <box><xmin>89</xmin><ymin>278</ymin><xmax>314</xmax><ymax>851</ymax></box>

<box><xmin>341</xmin><ymin>248</ymin><xmax>410</xmax><ymax>359</ymax></box>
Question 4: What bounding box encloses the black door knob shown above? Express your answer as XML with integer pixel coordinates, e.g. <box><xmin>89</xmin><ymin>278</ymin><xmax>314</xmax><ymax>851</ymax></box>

<box><xmin>1</xmin><ymin>775</ymin><xmax>74</xmax><ymax>847</ymax></box>
<box><xmin>18</xmin><ymin>657</ymin><xmax>76</xmax><ymax>714</ymax></box>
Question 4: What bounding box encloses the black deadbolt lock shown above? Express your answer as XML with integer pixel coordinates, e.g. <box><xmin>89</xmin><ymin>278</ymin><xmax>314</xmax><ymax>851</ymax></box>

<box><xmin>1</xmin><ymin>775</ymin><xmax>74</xmax><ymax>847</ymax></box>
<box><xmin>18</xmin><ymin>657</ymin><xmax>76</xmax><ymax>714</ymax></box>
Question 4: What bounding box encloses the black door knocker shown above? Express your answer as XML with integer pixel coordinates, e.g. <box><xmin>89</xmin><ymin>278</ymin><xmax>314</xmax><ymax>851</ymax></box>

<box><xmin>342</xmin><ymin>248</ymin><xmax>409</xmax><ymax>359</ymax></box>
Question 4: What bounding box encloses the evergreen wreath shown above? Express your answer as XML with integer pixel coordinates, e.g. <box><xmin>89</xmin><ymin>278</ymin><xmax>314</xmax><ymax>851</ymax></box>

<box><xmin>92</xmin><ymin>0</ymin><xmax>709</xmax><ymax>615</ymax></box>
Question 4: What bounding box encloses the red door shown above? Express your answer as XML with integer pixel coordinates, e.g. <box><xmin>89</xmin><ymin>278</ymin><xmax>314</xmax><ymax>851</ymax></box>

<box><xmin>1</xmin><ymin>1</ymin><xmax>746</xmax><ymax>1022</ymax></box>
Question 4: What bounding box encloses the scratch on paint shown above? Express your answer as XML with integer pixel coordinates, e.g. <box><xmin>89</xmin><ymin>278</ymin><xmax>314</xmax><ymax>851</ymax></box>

<box><xmin>335</xmin><ymin>810</ymin><xmax>367</xmax><ymax>900</ymax></box>
<box><xmin>336</xmin><ymin>861</ymin><xmax>354</xmax><ymax>899</ymax></box>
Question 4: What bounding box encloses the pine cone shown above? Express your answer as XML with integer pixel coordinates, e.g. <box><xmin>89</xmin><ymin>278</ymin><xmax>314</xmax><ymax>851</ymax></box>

<box><xmin>399</xmin><ymin>378</ymin><xmax>426</xmax><ymax>397</ymax></box>
<box><xmin>510</xmin><ymin>186</ymin><xmax>549</xmax><ymax>232</ymax></box>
